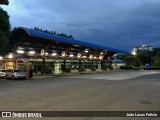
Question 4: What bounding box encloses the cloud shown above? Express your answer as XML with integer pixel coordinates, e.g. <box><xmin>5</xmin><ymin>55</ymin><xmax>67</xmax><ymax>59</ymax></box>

<box><xmin>2</xmin><ymin>0</ymin><xmax>160</xmax><ymax>52</ymax></box>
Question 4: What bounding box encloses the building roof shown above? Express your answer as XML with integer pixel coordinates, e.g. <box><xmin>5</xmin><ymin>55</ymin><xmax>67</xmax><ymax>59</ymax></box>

<box><xmin>4</xmin><ymin>27</ymin><xmax>129</xmax><ymax>60</ymax></box>
<box><xmin>18</xmin><ymin>27</ymin><xmax>129</xmax><ymax>54</ymax></box>
<box><xmin>112</xmin><ymin>59</ymin><xmax>125</xmax><ymax>63</ymax></box>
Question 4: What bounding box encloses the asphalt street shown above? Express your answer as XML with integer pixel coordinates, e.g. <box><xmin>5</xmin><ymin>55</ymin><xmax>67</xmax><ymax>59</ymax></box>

<box><xmin>0</xmin><ymin>70</ymin><xmax>160</xmax><ymax>120</ymax></box>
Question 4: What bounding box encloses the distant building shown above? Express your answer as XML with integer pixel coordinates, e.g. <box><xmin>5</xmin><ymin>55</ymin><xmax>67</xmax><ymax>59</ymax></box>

<box><xmin>112</xmin><ymin>59</ymin><xmax>126</xmax><ymax>70</ymax></box>
<box><xmin>132</xmin><ymin>45</ymin><xmax>152</xmax><ymax>55</ymax></box>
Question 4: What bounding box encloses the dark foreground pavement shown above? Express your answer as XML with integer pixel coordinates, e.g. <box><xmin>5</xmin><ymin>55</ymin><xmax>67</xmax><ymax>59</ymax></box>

<box><xmin>0</xmin><ymin>70</ymin><xmax>160</xmax><ymax>120</ymax></box>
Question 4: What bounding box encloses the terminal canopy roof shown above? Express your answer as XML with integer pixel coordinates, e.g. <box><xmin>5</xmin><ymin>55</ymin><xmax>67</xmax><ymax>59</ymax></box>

<box><xmin>4</xmin><ymin>27</ymin><xmax>129</xmax><ymax>60</ymax></box>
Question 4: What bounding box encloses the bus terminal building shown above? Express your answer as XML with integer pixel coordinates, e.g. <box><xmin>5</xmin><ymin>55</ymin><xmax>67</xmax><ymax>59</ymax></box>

<box><xmin>0</xmin><ymin>27</ymin><xmax>129</xmax><ymax>77</ymax></box>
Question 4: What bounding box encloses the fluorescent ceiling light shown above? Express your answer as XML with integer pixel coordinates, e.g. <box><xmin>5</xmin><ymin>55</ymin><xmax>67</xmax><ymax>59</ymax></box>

<box><xmin>29</xmin><ymin>51</ymin><xmax>35</xmax><ymax>55</ymax></box>
<box><xmin>69</xmin><ymin>54</ymin><xmax>74</xmax><ymax>57</ymax></box>
<box><xmin>8</xmin><ymin>54</ymin><xmax>13</xmax><ymax>59</ymax></box>
<box><xmin>17</xmin><ymin>50</ymin><xmax>24</xmax><ymax>54</ymax></box>
<box><xmin>82</xmin><ymin>56</ymin><xmax>87</xmax><ymax>58</ymax></box>
<box><xmin>52</xmin><ymin>53</ymin><xmax>57</xmax><ymax>56</ymax></box>
<box><xmin>45</xmin><ymin>52</ymin><xmax>49</xmax><ymax>55</ymax></box>
<box><xmin>0</xmin><ymin>56</ymin><xmax>3</xmax><ymax>60</ymax></box>
<box><xmin>85</xmin><ymin>50</ymin><xmax>89</xmax><ymax>53</ymax></box>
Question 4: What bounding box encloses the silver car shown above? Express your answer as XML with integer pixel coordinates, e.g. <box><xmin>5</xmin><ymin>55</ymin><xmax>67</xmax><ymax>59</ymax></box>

<box><xmin>0</xmin><ymin>69</ymin><xmax>7</xmax><ymax>78</ymax></box>
<box><xmin>6</xmin><ymin>69</ymin><xmax>26</xmax><ymax>79</ymax></box>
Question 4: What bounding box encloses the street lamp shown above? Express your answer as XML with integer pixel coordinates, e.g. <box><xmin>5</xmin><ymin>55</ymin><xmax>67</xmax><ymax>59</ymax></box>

<box><xmin>132</xmin><ymin>51</ymin><xmax>136</xmax><ymax>56</ymax></box>
<box><xmin>131</xmin><ymin>51</ymin><xmax>137</xmax><ymax>67</ymax></box>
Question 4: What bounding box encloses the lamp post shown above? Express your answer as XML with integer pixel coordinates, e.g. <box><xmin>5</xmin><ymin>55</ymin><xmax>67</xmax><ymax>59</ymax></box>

<box><xmin>132</xmin><ymin>51</ymin><xmax>136</xmax><ymax>67</ymax></box>
<box><xmin>132</xmin><ymin>51</ymin><xmax>136</xmax><ymax>56</ymax></box>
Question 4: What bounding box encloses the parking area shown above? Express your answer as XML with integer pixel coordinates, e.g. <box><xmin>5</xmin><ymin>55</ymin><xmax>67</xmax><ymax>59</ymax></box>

<box><xmin>62</xmin><ymin>70</ymin><xmax>160</xmax><ymax>80</ymax></box>
<box><xmin>0</xmin><ymin>70</ymin><xmax>160</xmax><ymax>120</ymax></box>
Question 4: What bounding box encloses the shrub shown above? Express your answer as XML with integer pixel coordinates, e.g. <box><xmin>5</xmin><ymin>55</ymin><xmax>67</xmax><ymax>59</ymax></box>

<box><xmin>120</xmin><ymin>66</ymin><xmax>133</xmax><ymax>70</ymax></box>
<box><xmin>144</xmin><ymin>66</ymin><xmax>160</xmax><ymax>70</ymax></box>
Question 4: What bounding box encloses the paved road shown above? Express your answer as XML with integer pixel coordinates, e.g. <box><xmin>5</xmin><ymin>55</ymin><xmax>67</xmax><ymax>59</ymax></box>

<box><xmin>64</xmin><ymin>70</ymin><xmax>160</xmax><ymax>80</ymax></box>
<box><xmin>0</xmin><ymin>70</ymin><xmax>160</xmax><ymax>120</ymax></box>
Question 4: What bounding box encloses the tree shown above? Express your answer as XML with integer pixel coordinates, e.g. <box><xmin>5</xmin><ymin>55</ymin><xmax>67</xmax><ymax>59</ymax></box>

<box><xmin>0</xmin><ymin>7</ymin><xmax>10</xmax><ymax>53</ymax></box>
<box><xmin>153</xmin><ymin>50</ymin><xmax>160</xmax><ymax>66</ymax></box>
<box><xmin>123</xmin><ymin>55</ymin><xmax>141</xmax><ymax>67</ymax></box>
<box><xmin>33</xmin><ymin>27</ymin><xmax>74</xmax><ymax>39</ymax></box>
<box><xmin>136</xmin><ymin>50</ymin><xmax>153</xmax><ymax>65</ymax></box>
<box><xmin>120</xmin><ymin>48</ymin><xmax>160</xmax><ymax>67</ymax></box>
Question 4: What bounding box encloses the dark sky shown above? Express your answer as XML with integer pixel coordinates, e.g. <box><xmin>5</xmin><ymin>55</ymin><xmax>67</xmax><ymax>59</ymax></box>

<box><xmin>2</xmin><ymin>0</ymin><xmax>160</xmax><ymax>52</ymax></box>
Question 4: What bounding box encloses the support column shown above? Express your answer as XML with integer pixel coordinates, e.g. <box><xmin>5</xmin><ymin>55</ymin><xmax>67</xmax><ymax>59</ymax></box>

<box><xmin>26</xmin><ymin>59</ymin><xmax>30</xmax><ymax>78</ymax></box>
<box><xmin>91</xmin><ymin>60</ymin><xmax>94</xmax><ymax>71</ymax></box>
<box><xmin>13</xmin><ymin>59</ymin><xmax>18</xmax><ymax>70</ymax></box>
<box><xmin>63</xmin><ymin>59</ymin><xmax>67</xmax><ymax>72</ymax></box>
<box><xmin>78</xmin><ymin>59</ymin><xmax>82</xmax><ymax>72</ymax></box>
<box><xmin>42</xmin><ymin>57</ymin><xmax>46</xmax><ymax>74</ymax></box>
<box><xmin>100</xmin><ymin>61</ymin><xmax>103</xmax><ymax>70</ymax></box>
<box><xmin>5</xmin><ymin>61</ymin><xmax>7</xmax><ymax>70</ymax></box>
<box><xmin>15</xmin><ymin>59</ymin><xmax>18</xmax><ymax>69</ymax></box>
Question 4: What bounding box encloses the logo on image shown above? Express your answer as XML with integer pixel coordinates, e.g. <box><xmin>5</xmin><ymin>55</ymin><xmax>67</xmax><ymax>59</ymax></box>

<box><xmin>2</xmin><ymin>112</ymin><xmax>11</xmax><ymax>117</ymax></box>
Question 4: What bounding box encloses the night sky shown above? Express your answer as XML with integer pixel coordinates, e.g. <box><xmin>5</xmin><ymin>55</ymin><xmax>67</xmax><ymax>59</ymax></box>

<box><xmin>2</xmin><ymin>0</ymin><xmax>160</xmax><ymax>52</ymax></box>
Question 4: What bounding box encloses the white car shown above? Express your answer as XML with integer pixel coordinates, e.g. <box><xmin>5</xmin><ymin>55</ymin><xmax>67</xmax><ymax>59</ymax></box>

<box><xmin>6</xmin><ymin>69</ymin><xmax>26</xmax><ymax>79</ymax></box>
<box><xmin>0</xmin><ymin>69</ymin><xmax>7</xmax><ymax>78</ymax></box>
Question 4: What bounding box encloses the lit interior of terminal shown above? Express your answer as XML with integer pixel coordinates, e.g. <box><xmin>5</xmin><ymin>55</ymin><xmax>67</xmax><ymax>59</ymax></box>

<box><xmin>0</xmin><ymin>27</ymin><xmax>129</xmax><ymax>78</ymax></box>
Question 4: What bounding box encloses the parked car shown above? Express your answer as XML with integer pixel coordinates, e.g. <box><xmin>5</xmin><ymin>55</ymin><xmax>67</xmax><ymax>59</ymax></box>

<box><xmin>6</xmin><ymin>69</ymin><xmax>26</xmax><ymax>79</ymax></box>
<box><xmin>0</xmin><ymin>69</ymin><xmax>7</xmax><ymax>78</ymax></box>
